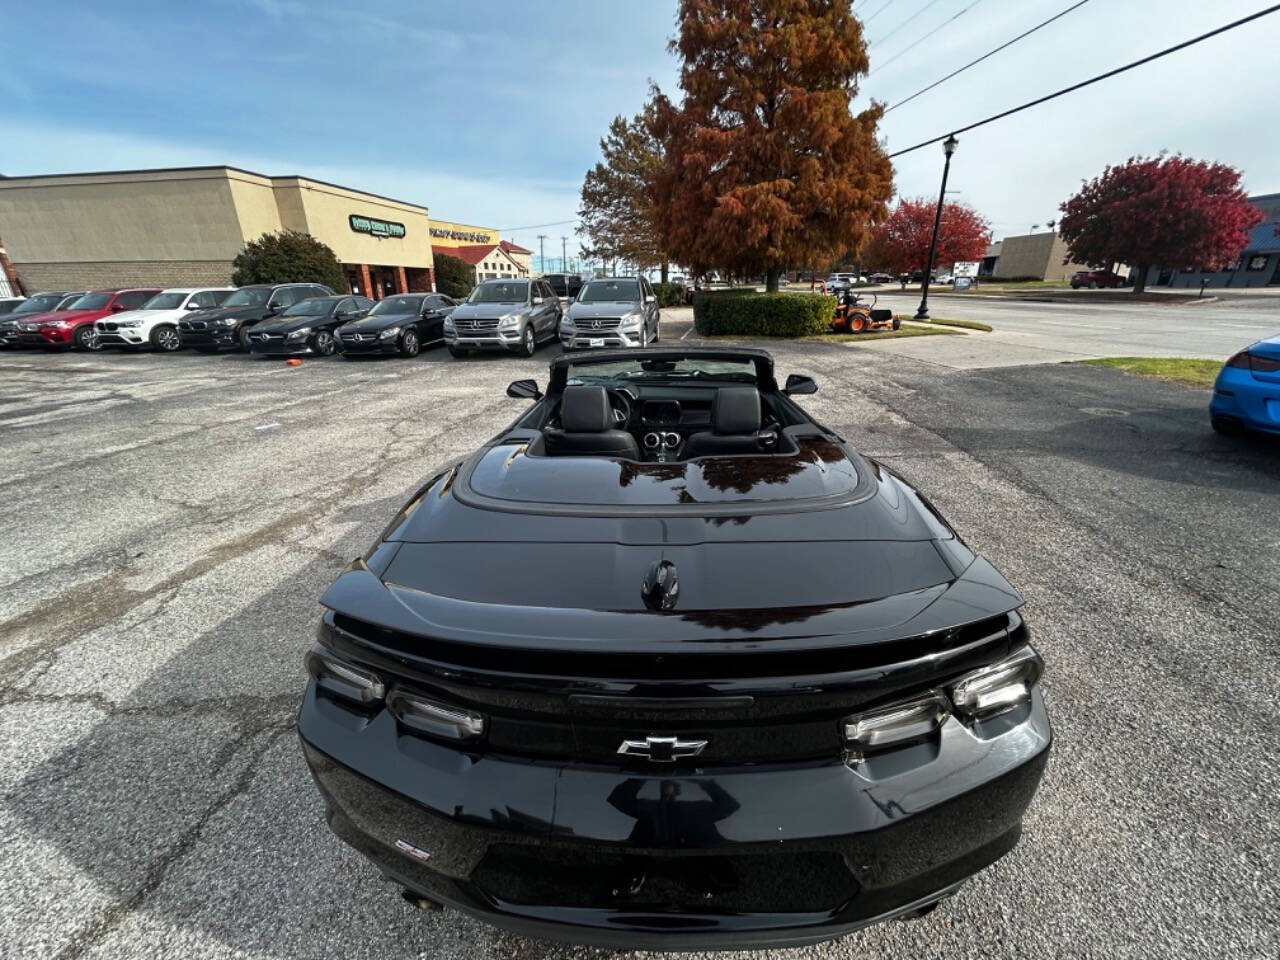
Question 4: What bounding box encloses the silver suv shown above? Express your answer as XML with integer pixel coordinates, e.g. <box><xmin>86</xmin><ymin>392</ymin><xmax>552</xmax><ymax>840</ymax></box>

<box><xmin>559</xmin><ymin>277</ymin><xmax>660</xmax><ymax>350</ymax></box>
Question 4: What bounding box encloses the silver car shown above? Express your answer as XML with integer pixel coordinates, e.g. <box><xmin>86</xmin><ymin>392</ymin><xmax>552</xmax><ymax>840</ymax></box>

<box><xmin>559</xmin><ymin>277</ymin><xmax>660</xmax><ymax>350</ymax></box>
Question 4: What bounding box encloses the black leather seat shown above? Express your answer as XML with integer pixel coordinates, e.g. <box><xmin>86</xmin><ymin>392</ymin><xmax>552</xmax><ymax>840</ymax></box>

<box><xmin>683</xmin><ymin>386</ymin><xmax>764</xmax><ymax>458</ymax></box>
<box><xmin>546</xmin><ymin>385</ymin><xmax>641</xmax><ymax>459</ymax></box>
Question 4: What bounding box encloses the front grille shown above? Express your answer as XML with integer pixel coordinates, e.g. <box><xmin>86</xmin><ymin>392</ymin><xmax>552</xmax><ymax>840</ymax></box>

<box><xmin>455</xmin><ymin>318</ymin><xmax>499</xmax><ymax>331</ymax></box>
<box><xmin>101</xmin><ymin>322</ymin><xmax>119</xmax><ymax>331</ymax></box>
<box><xmin>255</xmin><ymin>332</ymin><xmax>282</xmax><ymax>341</ymax></box>
<box><xmin>574</xmin><ymin>317</ymin><xmax>621</xmax><ymax>329</ymax></box>
<box><xmin>472</xmin><ymin>844</ymin><xmax>859</xmax><ymax>914</ymax></box>
<box><xmin>181</xmin><ymin>321</ymin><xmax>206</xmax><ymax>331</ymax></box>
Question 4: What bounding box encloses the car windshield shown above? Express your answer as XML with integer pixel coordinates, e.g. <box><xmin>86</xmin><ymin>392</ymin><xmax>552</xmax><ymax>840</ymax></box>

<box><xmin>222</xmin><ymin>288</ymin><xmax>271</xmax><ymax>307</ymax></box>
<box><xmin>143</xmin><ymin>292</ymin><xmax>187</xmax><ymax>309</ymax></box>
<box><xmin>370</xmin><ymin>296</ymin><xmax>424</xmax><ymax>316</ymax></box>
<box><xmin>284</xmin><ymin>298</ymin><xmax>332</xmax><ymax>316</ymax></box>
<box><xmin>566</xmin><ymin>356</ymin><xmax>758</xmax><ymax>385</ymax></box>
<box><xmin>578</xmin><ymin>280</ymin><xmax>639</xmax><ymax>303</ymax></box>
<box><xmin>12</xmin><ymin>294</ymin><xmax>64</xmax><ymax>314</ymax></box>
<box><xmin>69</xmin><ymin>293</ymin><xmax>111</xmax><ymax>310</ymax></box>
<box><xmin>468</xmin><ymin>281</ymin><xmax>529</xmax><ymax>304</ymax></box>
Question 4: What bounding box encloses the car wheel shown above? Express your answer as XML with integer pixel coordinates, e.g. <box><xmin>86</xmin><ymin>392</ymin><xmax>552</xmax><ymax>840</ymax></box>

<box><xmin>399</xmin><ymin>329</ymin><xmax>420</xmax><ymax>357</ymax></box>
<box><xmin>238</xmin><ymin>326</ymin><xmax>253</xmax><ymax>350</ymax></box>
<box><xmin>314</xmin><ymin>330</ymin><xmax>337</xmax><ymax>356</ymax></box>
<box><xmin>521</xmin><ymin>325</ymin><xmax>536</xmax><ymax>357</ymax></box>
<box><xmin>448</xmin><ymin>345</ymin><xmax>469</xmax><ymax>359</ymax></box>
<box><xmin>652</xmin><ymin>320</ymin><xmax>659</xmax><ymax>342</ymax></box>
<box><xmin>74</xmin><ymin>325</ymin><xmax>101</xmax><ymax>351</ymax></box>
<box><xmin>892</xmin><ymin>315</ymin><xmax>902</xmax><ymax>330</ymax></box>
<box><xmin>151</xmin><ymin>324</ymin><xmax>181</xmax><ymax>352</ymax></box>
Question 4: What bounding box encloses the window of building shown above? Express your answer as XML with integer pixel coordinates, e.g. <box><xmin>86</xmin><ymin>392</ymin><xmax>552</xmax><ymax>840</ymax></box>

<box><xmin>1247</xmin><ymin>255</ymin><xmax>1268</xmax><ymax>271</ymax></box>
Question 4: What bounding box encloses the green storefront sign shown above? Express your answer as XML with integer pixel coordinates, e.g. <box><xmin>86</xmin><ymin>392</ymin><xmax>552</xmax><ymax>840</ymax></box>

<box><xmin>349</xmin><ymin>214</ymin><xmax>406</xmax><ymax>239</ymax></box>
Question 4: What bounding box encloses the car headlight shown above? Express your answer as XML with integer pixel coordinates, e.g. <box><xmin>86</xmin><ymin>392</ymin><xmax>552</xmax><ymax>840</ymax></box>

<box><xmin>499</xmin><ymin>312</ymin><xmax>523</xmax><ymax>328</ymax></box>
<box><xmin>560</xmin><ymin>316</ymin><xmax>574</xmax><ymax>331</ymax></box>
<box><xmin>443</xmin><ymin>316</ymin><xmax>455</xmax><ymax>330</ymax></box>
<box><xmin>619</xmin><ymin>311</ymin><xmax>643</xmax><ymax>328</ymax></box>
<box><xmin>378</xmin><ymin>326</ymin><xmax>401</xmax><ymax>339</ymax></box>
<box><xmin>287</xmin><ymin>327</ymin><xmax>312</xmax><ymax>340</ymax></box>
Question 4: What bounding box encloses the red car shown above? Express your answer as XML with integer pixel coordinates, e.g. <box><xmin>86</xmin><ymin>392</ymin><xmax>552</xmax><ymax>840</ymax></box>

<box><xmin>17</xmin><ymin>288</ymin><xmax>161</xmax><ymax>349</ymax></box>
<box><xmin>1070</xmin><ymin>270</ymin><xmax>1128</xmax><ymax>289</ymax></box>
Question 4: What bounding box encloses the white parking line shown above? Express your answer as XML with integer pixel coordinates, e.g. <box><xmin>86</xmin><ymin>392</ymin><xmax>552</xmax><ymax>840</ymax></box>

<box><xmin>254</xmin><ymin>422</ymin><xmax>281</xmax><ymax>431</ymax></box>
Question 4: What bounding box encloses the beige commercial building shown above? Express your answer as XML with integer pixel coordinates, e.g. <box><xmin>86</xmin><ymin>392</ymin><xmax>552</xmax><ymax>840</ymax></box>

<box><xmin>985</xmin><ymin>231</ymin><xmax>1090</xmax><ymax>281</ymax></box>
<box><xmin>0</xmin><ymin>166</ymin><xmax>443</xmax><ymax>298</ymax></box>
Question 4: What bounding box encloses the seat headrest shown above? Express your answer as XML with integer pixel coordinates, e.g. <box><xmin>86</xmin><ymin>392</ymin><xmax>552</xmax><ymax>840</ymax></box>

<box><xmin>713</xmin><ymin>386</ymin><xmax>761</xmax><ymax>435</ymax></box>
<box><xmin>560</xmin><ymin>384</ymin><xmax>613</xmax><ymax>433</ymax></box>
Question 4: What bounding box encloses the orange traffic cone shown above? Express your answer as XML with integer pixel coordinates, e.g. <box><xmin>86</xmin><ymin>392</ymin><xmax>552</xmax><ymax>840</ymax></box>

<box><xmin>285</xmin><ymin>358</ymin><xmax>302</xmax><ymax>367</ymax></box>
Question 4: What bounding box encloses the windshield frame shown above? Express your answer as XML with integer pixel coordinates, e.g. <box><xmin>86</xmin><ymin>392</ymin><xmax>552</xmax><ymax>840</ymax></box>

<box><xmin>577</xmin><ymin>280</ymin><xmax>640</xmax><ymax>304</ymax></box>
<box><xmin>466</xmin><ymin>280</ymin><xmax>530</xmax><ymax>305</ymax></box>
<box><xmin>221</xmin><ymin>287</ymin><xmax>271</xmax><ymax>307</ymax></box>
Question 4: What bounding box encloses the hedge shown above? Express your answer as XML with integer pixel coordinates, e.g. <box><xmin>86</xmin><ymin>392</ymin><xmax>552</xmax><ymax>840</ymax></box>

<box><xmin>693</xmin><ymin>290</ymin><xmax>833</xmax><ymax>337</ymax></box>
<box><xmin>653</xmin><ymin>281</ymin><xmax>686</xmax><ymax>307</ymax></box>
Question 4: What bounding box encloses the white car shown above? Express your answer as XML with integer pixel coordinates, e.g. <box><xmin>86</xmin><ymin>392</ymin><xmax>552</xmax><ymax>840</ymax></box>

<box><xmin>95</xmin><ymin>287</ymin><xmax>234</xmax><ymax>351</ymax></box>
<box><xmin>935</xmin><ymin>272</ymin><xmax>955</xmax><ymax>285</ymax></box>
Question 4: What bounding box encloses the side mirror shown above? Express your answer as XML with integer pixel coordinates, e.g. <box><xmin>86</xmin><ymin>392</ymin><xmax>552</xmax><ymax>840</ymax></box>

<box><xmin>783</xmin><ymin>374</ymin><xmax>818</xmax><ymax>396</ymax></box>
<box><xmin>185</xmin><ymin>302</ymin><xmax>200</xmax><ymax>310</ymax></box>
<box><xmin>110</xmin><ymin>303</ymin><xmax>126</xmax><ymax>313</ymax></box>
<box><xmin>506</xmin><ymin>379</ymin><xmax>542</xmax><ymax>400</ymax></box>
<box><xmin>267</xmin><ymin>302</ymin><xmax>282</xmax><ymax>314</ymax></box>
<box><xmin>532</xmin><ymin>295</ymin><xmax>544</xmax><ymax>305</ymax></box>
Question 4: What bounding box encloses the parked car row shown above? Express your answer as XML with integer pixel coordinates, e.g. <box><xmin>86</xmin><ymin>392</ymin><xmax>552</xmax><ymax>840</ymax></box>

<box><xmin>1</xmin><ymin>276</ymin><xmax>664</xmax><ymax>361</ymax></box>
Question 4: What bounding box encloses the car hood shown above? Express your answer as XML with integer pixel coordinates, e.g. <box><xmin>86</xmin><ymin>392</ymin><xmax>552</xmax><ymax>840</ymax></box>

<box><xmin>319</xmin><ymin>458</ymin><xmax>1022</xmax><ymax>650</ymax></box>
<box><xmin>339</xmin><ymin>312</ymin><xmax>416</xmax><ymax>332</ymax></box>
<box><xmin>567</xmin><ymin>301</ymin><xmax>641</xmax><ymax>320</ymax></box>
<box><xmin>46</xmin><ymin>308</ymin><xmax>107</xmax><ymax>324</ymax></box>
<box><xmin>99</xmin><ymin>308</ymin><xmax>170</xmax><ymax>325</ymax></box>
<box><xmin>189</xmin><ymin>305</ymin><xmax>265</xmax><ymax>323</ymax></box>
<box><xmin>13</xmin><ymin>311</ymin><xmax>64</xmax><ymax>326</ymax></box>
<box><xmin>452</xmin><ymin>302</ymin><xmax>525</xmax><ymax>320</ymax></box>
<box><xmin>253</xmin><ymin>315</ymin><xmax>329</xmax><ymax>334</ymax></box>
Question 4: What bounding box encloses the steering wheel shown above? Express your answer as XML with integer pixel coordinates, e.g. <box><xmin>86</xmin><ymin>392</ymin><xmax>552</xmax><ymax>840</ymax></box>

<box><xmin>606</xmin><ymin>388</ymin><xmax>632</xmax><ymax>428</ymax></box>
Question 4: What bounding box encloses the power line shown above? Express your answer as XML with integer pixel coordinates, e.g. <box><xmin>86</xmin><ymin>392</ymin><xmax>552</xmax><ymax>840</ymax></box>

<box><xmin>498</xmin><ymin>217</ymin><xmax>579</xmax><ymax>231</ymax></box>
<box><xmin>886</xmin><ymin>3</ymin><xmax>1280</xmax><ymax>159</ymax></box>
<box><xmin>861</xmin><ymin>0</ymin><xmax>899</xmax><ymax>27</ymax></box>
<box><xmin>870</xmin><ymin>0</ymin><xmax>984</xmax><ymax>76</ymax></box>
<box><xmin>884</xmin><ymin>0</ymin><xmax>1090</xmax><ymax>114</ymax></box>
<box><xmin>871</xmin><ymin>0</ymin><xmax>944</xmax><ymax>48</ymax></box>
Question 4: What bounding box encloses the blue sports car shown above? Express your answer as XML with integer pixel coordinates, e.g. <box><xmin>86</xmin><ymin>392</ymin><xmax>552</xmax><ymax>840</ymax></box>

<box><xmin>1210</xmin><ymin>334</ymin><xmax>1280</xmax><ymax>436</ymax></box>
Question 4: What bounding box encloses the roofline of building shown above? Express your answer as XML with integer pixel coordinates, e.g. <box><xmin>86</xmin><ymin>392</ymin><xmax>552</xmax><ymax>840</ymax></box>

<box><xmin>0</xmin><ymin>164</ymin><xmax>432</xmax><ymax>214</ymax></box>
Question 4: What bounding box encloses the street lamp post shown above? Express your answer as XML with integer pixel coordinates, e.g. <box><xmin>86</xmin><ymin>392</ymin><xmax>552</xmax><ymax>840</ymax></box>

<box><xmin>915</xmin><ymin>134</ymin><xmax>958</xmax><ymax>321</ymax></box>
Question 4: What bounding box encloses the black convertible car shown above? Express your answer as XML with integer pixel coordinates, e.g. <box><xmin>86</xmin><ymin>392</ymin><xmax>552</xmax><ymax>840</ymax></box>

<box><xmin>298</xmin><ymin>347</ymin><xmax>1051</xmax><ymax>949</ymax></box>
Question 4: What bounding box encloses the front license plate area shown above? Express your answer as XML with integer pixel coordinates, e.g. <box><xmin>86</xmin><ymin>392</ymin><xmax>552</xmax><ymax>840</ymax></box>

<box><xmin>589</xmin><ymin>338</ymin><xmax>605</xmax><ymax>348</ymax></box>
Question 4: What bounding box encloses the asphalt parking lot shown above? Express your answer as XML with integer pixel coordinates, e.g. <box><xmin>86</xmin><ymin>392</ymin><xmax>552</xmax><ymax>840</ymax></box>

<box><xmin>1</xmin><ymin>326</ymin><xmax>1277</xmax><ymax>959</ymax></box>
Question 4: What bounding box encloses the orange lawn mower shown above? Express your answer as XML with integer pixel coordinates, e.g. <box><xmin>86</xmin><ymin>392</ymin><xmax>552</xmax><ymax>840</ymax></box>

<box><xmin>829</xmin><ymin>290</ymin><xmax>900</xmax><ymax>334</ymax></box>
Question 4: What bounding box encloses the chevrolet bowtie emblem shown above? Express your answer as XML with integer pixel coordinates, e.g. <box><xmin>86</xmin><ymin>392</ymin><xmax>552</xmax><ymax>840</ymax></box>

<box><xmin>617</xmin><ymin>735</ymin><xmax>708</xmax><ymax>763</ymax></box>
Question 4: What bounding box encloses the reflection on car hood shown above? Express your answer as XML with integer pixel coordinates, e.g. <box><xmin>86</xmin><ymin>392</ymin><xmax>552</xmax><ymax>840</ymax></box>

<box><xmin>452</xmin><ymin>302</ymin><xmax>523</xmax><ymax>320</ymax></box>
<box><xmin>338</xmin><ymin>312</ymin><xmax>415</xmax><ymax>332</ymax></box>
<box><xmin>188</xmin><ymin>306</ymin><xmax>263</xmax><ymax>322</ymax></box>
<box><xmin>567</xmin><ymin>301</ymin><xmax>641</xmax><ymax>319</ymax></box>
<box><xmin>253</xmin><ymin>315</ymin><xmax>328</xmax><ymax>334</ymax></box>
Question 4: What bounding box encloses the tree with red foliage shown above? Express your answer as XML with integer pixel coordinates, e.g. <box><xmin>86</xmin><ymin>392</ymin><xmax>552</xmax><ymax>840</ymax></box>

<box><xmin>865</xmin><ymin>198</ymin><xmax>992</xmax><ymax>276</ymax></box>
<box><xmin>651</xmin><ymin>0</ymin><xmax>894</xmax><ymax>292</ymax></box>
<box><xmin>1059</xmin><ymin>155</ymin><xmax>1262</xmax><ymax>295</ymax></box>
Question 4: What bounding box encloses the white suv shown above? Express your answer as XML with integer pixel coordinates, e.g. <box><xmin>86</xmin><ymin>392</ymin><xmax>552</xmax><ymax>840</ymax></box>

<box><xmin>95</xmin><ymin>287</ymin><xmax>234</xmax><ymax>351</ymax></box>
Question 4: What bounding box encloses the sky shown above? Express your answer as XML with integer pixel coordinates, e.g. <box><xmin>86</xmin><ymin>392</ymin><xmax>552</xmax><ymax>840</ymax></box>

<box><xmin>2</xmin><ymin>0</ymin><xmax>1279</xmax><ymax>264</ymax></box>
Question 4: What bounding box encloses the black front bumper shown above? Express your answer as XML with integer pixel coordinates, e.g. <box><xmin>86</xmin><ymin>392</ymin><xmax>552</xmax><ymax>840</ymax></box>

<box><xmin>298</xmin><ymin>684</ymin><xmax>1050</xmax><ymax>949</ymax></box>
<box><xmin>339</xmin><ymin>336</ymin><xmax>398</xmax><ymax>355</ymax></box>
<box><xmin>179</xmin><ymin>326</ymin><xmax>237</xmax><ymax>348</ymax></box>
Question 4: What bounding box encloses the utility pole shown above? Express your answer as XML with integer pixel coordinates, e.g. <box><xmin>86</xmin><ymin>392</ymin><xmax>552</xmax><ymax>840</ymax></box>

<box><xmin>560</xmin><ymin>236</ymin><xmax>568</xmax><ymax>275</ymax></box>
<box><xmin>537</xmin><ymin>234</ymin><xmax>547</xmax><ymax>275</ymax></box>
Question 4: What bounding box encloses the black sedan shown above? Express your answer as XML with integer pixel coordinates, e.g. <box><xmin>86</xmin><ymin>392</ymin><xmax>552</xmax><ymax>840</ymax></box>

<box><xmin>297</xmin><ymin>347</ymin><xmax>1051</xmax><ymax>950</ymax></box>
<box><xmin>247</xmin><ymin>296</ymin><xmax>373</xmax><ymax>357</ymax></box>
<box><xmin>336</xmin><ymin>293</ymin><xmax>456</xmax><ymax>358</ymax></box>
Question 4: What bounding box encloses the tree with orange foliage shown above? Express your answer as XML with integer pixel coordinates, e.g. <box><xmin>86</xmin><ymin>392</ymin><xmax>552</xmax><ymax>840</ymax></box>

<box><xmin>652</xmin><ymin>0</ymin><xmax>894</xmax><ymax>292</ymax></box>
<box><xmin>866</xmin><ymin>198</ymin><xmax>992</xmax><ymax>276</ymax></box>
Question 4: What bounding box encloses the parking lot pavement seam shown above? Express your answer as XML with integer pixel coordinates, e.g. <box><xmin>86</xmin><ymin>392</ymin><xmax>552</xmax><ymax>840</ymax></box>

<box><xmin>47</xmin><ymin>720</ymin><xmax>295</xmax><ymax>960</ymax></box>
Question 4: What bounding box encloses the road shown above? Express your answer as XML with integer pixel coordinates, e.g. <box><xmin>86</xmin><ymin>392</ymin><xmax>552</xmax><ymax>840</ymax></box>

<box><xmin>0</xmin><ymin>334</ymin><xmax>1276</xmax><ymax>959</ymax></box>
<box><xmin>844</xmin><ymin>290</ymin><xmax>1280</xmax><ymax>368</ymax></box>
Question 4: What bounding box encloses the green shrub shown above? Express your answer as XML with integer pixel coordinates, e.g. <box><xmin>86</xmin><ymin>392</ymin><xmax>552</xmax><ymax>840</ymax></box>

<box><xmin>693</xmin><ymin>290</ymin><xmax>833</xmax><ymax>337</ymax></box>
<box><xmin>231</xmin><ymin>230</ymin><xmax>345</xmax><ymax>292</ymax></box>
<box><xmin>653</xmin><ymin>281</ymin><xmax>686</xmax><ymax>307</ymax></box>
<box><xmin>434</xmin><ymin>253</ymin><xmax>475</xmax><ymax>299</ymax></box>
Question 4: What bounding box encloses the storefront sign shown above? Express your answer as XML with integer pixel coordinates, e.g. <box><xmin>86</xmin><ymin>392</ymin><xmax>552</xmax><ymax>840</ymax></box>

<box><xmin>350</xmin><ymin>214</ymin><xmax>406</xmax><ymax>239</ymax></box>
<box><xmin>430</xmin><ymin>226</ymin><xmax>492</xmax><ymax>244</ymax></box>
<box><xmin>953</xmin><ymin>261</ymin><xmax>979</xmax><ymax>278</ymax></box>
